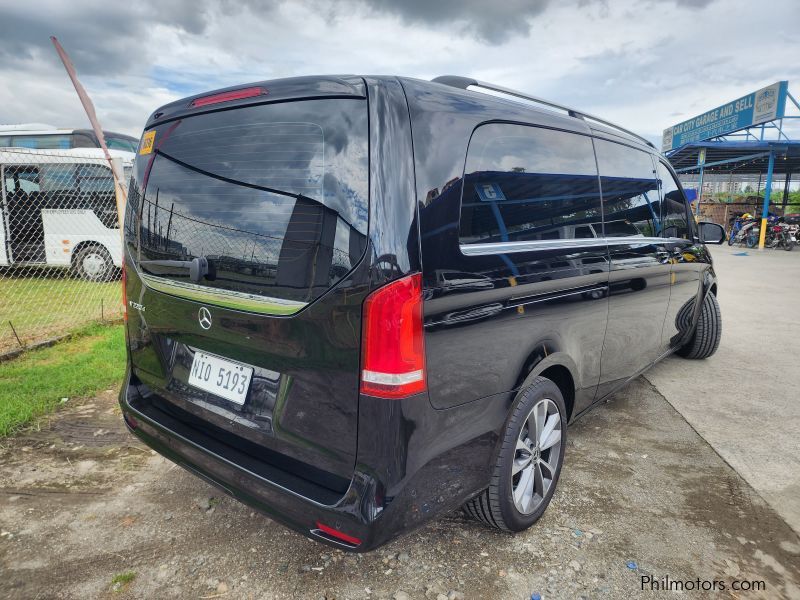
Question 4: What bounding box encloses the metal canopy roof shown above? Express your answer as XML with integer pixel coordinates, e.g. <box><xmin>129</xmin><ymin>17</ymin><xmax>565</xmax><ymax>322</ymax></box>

<box><xmin>666</xmin><ymin>140</ymin><xmax>800</xmax><ymax>174</ymax></box>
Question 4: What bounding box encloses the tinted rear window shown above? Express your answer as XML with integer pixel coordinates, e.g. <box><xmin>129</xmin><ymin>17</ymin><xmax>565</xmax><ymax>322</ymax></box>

<box><xmin>130</xmin><ymin>98</ymin><xmax>368</xmax><ymax>313</ymax></box>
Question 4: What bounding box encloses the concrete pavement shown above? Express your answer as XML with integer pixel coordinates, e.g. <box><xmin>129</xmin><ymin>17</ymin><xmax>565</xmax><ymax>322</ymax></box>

<box><xmin>647</xmin><ymin>243</ymin><xmax>800</xmax><ymax>535</ymax></box>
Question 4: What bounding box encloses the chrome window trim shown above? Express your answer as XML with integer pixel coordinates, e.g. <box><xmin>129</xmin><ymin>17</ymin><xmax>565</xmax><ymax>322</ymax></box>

<box><xmin>137</xmin><ymin>271</ymin><xmax>308</xmax><ymax>316</ymax></box>
<box><xmin>459</xmin><ymin>236</ymin><xmax>672</xmax><ymax>256</ymax></box>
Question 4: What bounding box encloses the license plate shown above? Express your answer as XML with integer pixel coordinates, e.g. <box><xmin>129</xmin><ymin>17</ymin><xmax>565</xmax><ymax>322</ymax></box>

<box><xmin>188</xmin><ymin>351</ymin><xmax>252</xmax><ymax>405</ymax></box>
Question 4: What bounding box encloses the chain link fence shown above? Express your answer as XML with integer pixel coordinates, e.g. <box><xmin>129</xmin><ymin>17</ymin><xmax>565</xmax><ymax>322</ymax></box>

<box><xmin>0</xmin><ymin>148</ymin><xmax>127</xmax><ymax>355</ymax></box>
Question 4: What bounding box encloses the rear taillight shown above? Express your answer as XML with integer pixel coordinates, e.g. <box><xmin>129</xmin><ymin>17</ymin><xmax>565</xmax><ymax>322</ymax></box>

<box><xmin>360</xmin><ymin>273</ymin><xmax>426</xmax><ymax>399</ymax></box>
<box><xmin>189</xmin><ymin>86</ymin><xmax>268</xmax><ymax>108</ymax></box>
<box><xmin>121</xmin><ymin>260</ymin><xmax>128</xmax><ymax>322</ymax></box>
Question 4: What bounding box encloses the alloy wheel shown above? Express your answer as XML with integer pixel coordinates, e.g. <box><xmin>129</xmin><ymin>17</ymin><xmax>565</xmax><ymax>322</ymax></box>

<box><xmin>511</xmin><ymin>398</ymin><xmax>563</xmax><ymax>515</ymax></box>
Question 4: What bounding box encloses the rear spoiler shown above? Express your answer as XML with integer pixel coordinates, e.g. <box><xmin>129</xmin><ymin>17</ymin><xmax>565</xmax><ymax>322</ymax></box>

<box><xmin>145</xmin><ymin>76</ymin><xmax>366</xmax><ymax>128</ymax></box>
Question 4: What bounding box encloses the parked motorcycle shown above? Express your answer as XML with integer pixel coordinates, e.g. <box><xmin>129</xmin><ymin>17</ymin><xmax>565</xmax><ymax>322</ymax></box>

<box><xmin>728</xmin><ymin>213</ymin><xmax>754</xmax><ymax>246</ymax></box>
<box><xmin>729</xmin><ymin>217</ymin><xmax>760</xmax><ymax>247</ymax></box>
<box><xmin>771</xmin><ymin>223</ymin><xmax>798</xmax><ymax>251</ymax></box>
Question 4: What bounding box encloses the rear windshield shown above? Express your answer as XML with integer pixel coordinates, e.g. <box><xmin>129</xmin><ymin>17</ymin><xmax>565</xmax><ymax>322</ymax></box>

<box><xmin>131</xmin><ymin>98</ymin><xmax>368</xmax><ymax>314</ymax></box>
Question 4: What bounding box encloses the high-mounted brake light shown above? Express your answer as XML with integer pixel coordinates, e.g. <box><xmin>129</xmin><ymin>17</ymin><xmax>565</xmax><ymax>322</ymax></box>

<box><xmin>360</xmin><ymin>273</ymin><xmax>427</xmax><ymax>399</ymax></box>
<box><xmin>189</xmin><ymin>86</ymin><xmax>268</xmax><ymax>108</ymax></box>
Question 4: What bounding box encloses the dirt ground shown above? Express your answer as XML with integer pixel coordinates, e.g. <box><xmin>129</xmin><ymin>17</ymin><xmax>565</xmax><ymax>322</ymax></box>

<box><xmin>1</xmin><ymin>380</ymin><xmax>799</xmax><ymax>600</ymax></box>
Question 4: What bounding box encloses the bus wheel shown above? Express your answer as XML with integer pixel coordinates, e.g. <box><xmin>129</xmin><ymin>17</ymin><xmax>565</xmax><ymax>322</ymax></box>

<box><xmin>74</xmin><ymin>245</ymin><xmax>113</xmax><ymax>281</ymax></box>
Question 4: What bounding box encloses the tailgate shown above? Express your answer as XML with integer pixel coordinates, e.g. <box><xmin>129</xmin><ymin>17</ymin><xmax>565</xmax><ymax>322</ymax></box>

<box><xmin>123</xmin><ymin>90</ymin><xmax>369</xmax><ymax>487</ymax></box>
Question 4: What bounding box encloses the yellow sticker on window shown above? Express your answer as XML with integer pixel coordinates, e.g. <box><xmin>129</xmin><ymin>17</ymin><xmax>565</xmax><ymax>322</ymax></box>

<box><xmin>139</xmin><ymin>130</ymin><xmax>156</xmax><ymax>155</ymax></box>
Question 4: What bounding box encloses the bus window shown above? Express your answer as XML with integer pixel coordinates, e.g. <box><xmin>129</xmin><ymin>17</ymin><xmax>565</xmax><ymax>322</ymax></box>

<box><xmin>106</xmin><ymin>137</ymin><xmax>137</xmax><ymax>153</ymax></box>
<box><xmin>40</xmin><ymin>164</ymin><xmax>78</xmax><ymax>192</ymax></box>
<box><xmin>77</xmin><ymin>164</ymin><xmax>114</xmax><ymax>193</ymax></box>
<box><xmin>10</xmin><ymin>135</ymin><xmax>72</xmax><ymax>150</ymax></box>
<box><xmin>16</xmin><ymin>168</ymin><xmax>41</xmax><ymax>193</ymax></box>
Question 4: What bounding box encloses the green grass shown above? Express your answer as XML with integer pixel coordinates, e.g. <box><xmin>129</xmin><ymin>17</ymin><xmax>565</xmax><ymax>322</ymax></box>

<box><xmin>0</xmin><ymin>273</ymin><xmax>123</xmax><ymax>353</ymax></box>
<box><xmin>110</xmin><ymin>571</ymin><xmax>136</xmax><ymax>585</ymax></box>
<box><xmin>0</xmin><ymin>323</ymin><xmax>126</xmax><ymax>437</ymax></box>
<box><xmin>110</xmin><ymin>571</ymin><xmax>136</xmax><ymax>591</ymax></box>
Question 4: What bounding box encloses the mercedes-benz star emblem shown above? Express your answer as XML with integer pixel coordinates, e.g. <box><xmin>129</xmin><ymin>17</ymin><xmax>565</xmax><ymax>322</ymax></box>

<box><xmin>198</xmin><ymin>307</ymin><xmax>212</xmax><ymax>330</ymax></box>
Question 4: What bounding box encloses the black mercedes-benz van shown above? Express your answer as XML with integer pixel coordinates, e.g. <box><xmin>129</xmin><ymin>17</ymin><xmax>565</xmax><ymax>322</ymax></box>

<box><xmin>119</xmin><ymin>75</ymin><xmax>725</xmax><ymax>551</ymax></box>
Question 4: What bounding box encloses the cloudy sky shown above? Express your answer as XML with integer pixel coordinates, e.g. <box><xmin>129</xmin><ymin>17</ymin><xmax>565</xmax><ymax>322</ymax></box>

<box><xmin>1</xmin><ymin>0</ymin><xmax>798</xmax><ymax>146</ymax></box>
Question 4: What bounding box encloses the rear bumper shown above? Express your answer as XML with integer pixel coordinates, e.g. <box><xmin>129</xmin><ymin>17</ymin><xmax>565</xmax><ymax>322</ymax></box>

<box><xmin>119</xmin><ymin>368</ymin><xmax>497</xmax><ymax>551</ymax></box>
<box><xmin>119</xmin><ymin>368</ymin><xmax>380</xmax><ymax>550</ymax></box>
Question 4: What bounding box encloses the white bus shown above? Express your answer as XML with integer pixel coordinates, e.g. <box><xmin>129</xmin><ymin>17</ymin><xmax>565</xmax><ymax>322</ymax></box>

<box><xmin>0</xmin><ymin>149</ymin><xmax>131</xmax><ymax>280</ymax></box>
<box><xmin>0</xmin><ymin>124</ymin><xmax>138</xmax><ymax>155</ymax></box>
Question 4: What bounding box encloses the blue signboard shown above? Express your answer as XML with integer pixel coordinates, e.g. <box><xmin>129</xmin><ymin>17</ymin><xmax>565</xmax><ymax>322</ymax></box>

<box><xmin>662</xmin><ymin>81</ymin><xmax>788</xmax><ymax>152</ymax></box>
<box><xmin>475</xmin><ymin>182</ymin><xmax>507</xmax><ymax>202</ymax></box>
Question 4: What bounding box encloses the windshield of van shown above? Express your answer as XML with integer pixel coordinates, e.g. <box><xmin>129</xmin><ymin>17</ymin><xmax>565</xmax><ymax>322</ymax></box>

<box><xmin>130</xmin><ymin>98</ymin><xmax>368</xmax><ymax>314</ymax></box>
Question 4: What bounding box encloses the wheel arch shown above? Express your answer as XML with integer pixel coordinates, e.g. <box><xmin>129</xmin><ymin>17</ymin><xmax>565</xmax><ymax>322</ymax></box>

<box><xmin>515</xmin><ymin>347</ymin><xmax>577</xmax><ymax>422</ymax></box>
<box><xmin>702</xmin><ymin>267</ymin><xmax>717</xmax><ymax>297</ymax></box>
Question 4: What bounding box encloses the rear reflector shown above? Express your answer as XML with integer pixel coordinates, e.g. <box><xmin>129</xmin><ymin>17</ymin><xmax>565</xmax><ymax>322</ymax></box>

<box><xmin>360</xmin><ymin>273</ymin><xmax>426</xmax><ymax>399</ymax></box>
<box><xmin>189</xmin><ymin>87</ymin><xmax>267</xmax><ymax>108</ymax></box>
<box><xmin>315</xmin><ymin>522</ymin><xmax>361</xmax><ymax>546</ymax></box>
<box><xmin>123</xmin><ymin>412</ymin><xmax>138</xmax><ymax>430</ymax></box>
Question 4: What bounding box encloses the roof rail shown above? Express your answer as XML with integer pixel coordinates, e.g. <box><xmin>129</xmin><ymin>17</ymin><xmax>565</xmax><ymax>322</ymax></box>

<box><xmin>431</xmin><ymin>75</ymin><xmax>655</xmax><ymax>149</ymax></box>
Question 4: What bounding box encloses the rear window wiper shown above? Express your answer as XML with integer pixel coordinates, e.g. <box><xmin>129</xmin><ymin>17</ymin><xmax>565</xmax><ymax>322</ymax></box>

<box><xmin>139</xmin><ymin>256</ymin><xmax>216</xmax><ymax>282</ymax></box>
<box><xmin>157</xmin><ymin>150</ymin><xmax>316</xmax><ymax>203</ymax></box>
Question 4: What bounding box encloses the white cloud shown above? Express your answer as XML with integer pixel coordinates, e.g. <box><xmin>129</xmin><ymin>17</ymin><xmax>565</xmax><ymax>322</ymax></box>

<box><xmin>0</xmin><ymin>0</ymin><xmax>797</xmax><ymax>144</ymax></box>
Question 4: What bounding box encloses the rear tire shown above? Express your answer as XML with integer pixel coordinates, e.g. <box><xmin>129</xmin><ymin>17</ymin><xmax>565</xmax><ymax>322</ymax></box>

<box><xmin>462</xmin><ymin>377</ymin><xmax>567</xmax><ymax>532</ymax></box>
<box><xmin>73</xmin><ymin>245</ymin><xmax>113</xmax><ymax>282</ymax></box>
<box><xmin>677</xmin><ymin>292</ymin><xmax>722</xmax><ymax>359</ymax></box>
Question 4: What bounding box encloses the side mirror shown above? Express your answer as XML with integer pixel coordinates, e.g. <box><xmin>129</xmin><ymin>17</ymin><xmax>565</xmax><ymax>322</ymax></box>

<box><xmin>698</xmin><ymin>221</ymin><xmax>726</xmax><ymax>245</ymax></box>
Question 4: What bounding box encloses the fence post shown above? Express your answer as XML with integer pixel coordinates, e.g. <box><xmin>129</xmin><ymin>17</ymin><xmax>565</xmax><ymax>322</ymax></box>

<box><xmin>110</xmin><ymin>157</ymin><xmax>126</xmax><ymax>234</ymax></box>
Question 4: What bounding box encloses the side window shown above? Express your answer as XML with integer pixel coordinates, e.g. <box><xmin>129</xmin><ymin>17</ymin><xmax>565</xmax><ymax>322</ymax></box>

<box><xmin>11</xmin><ymin>135</ymin><xmax>72</xmax><ymax>150</ymax></box>
<box><xmin>658</xmin><ymin>162</ymin><xmax>691</xmax><ymax>239</ymax></box>
<box><xmin>71</xmin><ymin>133</ymin><xmax>97</xmax><ymax>149</ymax></box>
<box><xmin>459</xmin><ymin>124</ymin><xmax>601</xmax><ymax>244</ymax></box>
<box><xmin>106</xmin><ymin>137</ymin><xmax>137</xmax><ymax>153</ymax></box>
<box><xmin>595</xmin><ymin>139</ymin><xmax>660</xmax><ymax>237</ymax></box>
<box><xmin>15</xmin><ymin>167</ymin><xmax>41</xmax><ymax>194</ymax></box>
<box><xmin>77</xmin><ymin>164</ymin><xmax>115</xmax><ymax>193</ymax></box>
<box><xmin>77</xmin><ymin>164</ymin><xmax>118</xmax><ymax>227</ymax></box>
<box><xmin>40</xmin><ymin>164</ymin><xmax>78</xmax><ymax>193</ymax></box>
